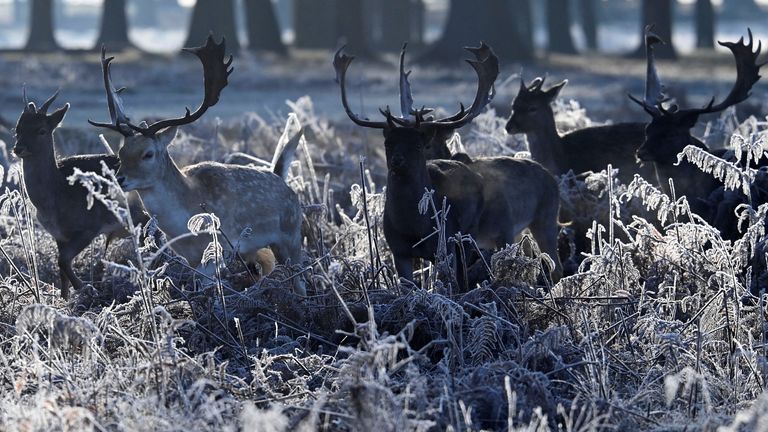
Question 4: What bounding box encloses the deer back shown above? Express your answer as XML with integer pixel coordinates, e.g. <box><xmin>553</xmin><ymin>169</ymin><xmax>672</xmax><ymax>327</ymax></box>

<box><xmin>560</xmin><ymin>122</ymin><xmax>651</xmax><ymax>184</ymax></box>
<box><xmin>508</xmin><ymin>76</ymin><xmax>648</xmax><ymax>183</ymax></box>
<box><xmin>462</xmin><ymin>156</ymin><xmax>560</xmax><ymax>247</ymax></box>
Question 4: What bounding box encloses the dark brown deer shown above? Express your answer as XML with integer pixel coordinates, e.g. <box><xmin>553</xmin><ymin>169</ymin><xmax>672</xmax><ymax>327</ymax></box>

<box><xmin>629</xmin><ymin>28</ymin><xmax>764</xmax><ymax>217</ymax></box>
<box><xmin>89</xmin><ymin>36</ymin><xmax>305</xmax><ymax>294</ymax></box>
<box><xmin>506</xmin><ymin>75</ymin><xmax>654</xmax><ymax>185</ymax></box>
<box><xmin>12</xmin><ymin>91</ymin><xmax>147</xmax><ymax>299</ymax></box>
<box><xmin>335</xmin><ymin>43</ymin><xmax>562</xmax><ymax>286</ymax></box>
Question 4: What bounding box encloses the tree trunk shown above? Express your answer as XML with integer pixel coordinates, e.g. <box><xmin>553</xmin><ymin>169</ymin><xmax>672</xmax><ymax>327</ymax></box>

<box><xmin>244</xmin><ymin>0</ymin><xmax>286</xmax><ymax>54</ymax></box>
<box><xmin>695</xmin><ymin>0</ymin><xmax>715</xmax><ymax>49</ymax></box>
<box><xmin>133</xmin><ymin>0</ymin><xmax>159</xmax><ymax>28</ymax></box>
<box><xmin>335</xmin><ymin>0</ymin><xmax>372</xmax><ymax>56</ymax></box>
<box><xmin>631</xmin><ymin>0</ymin><xmax>676</xmax><ymax>59</ymax></box>
<box><xmin>720</xmin><ymin>0</ymin><xmax>764</xmax><ymax>19</ymax></box>
<box><xmin>184</xmin><ymin>0</ymin><xmax>240</xmax><ymax>51</ymax></box>
<box><xmin>25</xmin><ymin>0</ymin><xmax>59</xmax><ymax>52</ymax></box>
<box><xmin>376</xmin><ymin>0</ymin><xmax>412</xmax><ymax>52</ymax></box>
<box><xmin>514</xmin><ymin>0</ymin><xmax>534</xmax><ymax>57</ymax></box>
<box><xmin>95</xmin><ymin>0</ymin><xmax>132</xmax><ymax>51</ymax></box>
<box><xmin>14</xmin><ymin>0</ymin><xmax>23</xmax><ymax>24</ymax></box>
<box><xmin>546</xmin><ymin>0</ymin><xmax>577</xmax><ymax>54</ymax></box>
<box><xmin>421</xmin><ymin>0</ymin><xmax>533</xmax><ymax>63</ymax></box>
<box><xmin>579</xmin><ymin>0</ymin><xmax>598</xmax><ymax>50</ymax></box>
<box><xmin>412</xmin><ymin>0</ymin><xmax>425</xmax><ymax>46</ymax></box>
<box><xmin>293</xmin><ymin>0</ymin><xmax>335</xmax><ymax>49</ymax></box>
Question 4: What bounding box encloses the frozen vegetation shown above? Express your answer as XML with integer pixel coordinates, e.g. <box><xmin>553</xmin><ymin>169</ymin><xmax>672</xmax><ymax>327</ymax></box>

<box><xmin>1</xmin><ymin>52</ymin><xmax>768</xmax><ymax>431</ymax></box>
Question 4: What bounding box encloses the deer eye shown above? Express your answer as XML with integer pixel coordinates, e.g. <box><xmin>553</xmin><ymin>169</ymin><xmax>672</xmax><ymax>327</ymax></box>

<box><xmin>527</xmin><ymin>106</ymin><xmax>538</xmax><ymax>113</ymax></box>
<box><xmin>142</xmin><ymin>151</ymin><xmax>154</xmax><ymax>160</ymax></box>
<box><xmin>37</xmin><ymin>128</ymin><xmax>47</xmax><ymax>135</ymax></box>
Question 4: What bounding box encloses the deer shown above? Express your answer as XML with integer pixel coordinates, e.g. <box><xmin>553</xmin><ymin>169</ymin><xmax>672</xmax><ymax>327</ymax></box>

<box><xmin>335</xmin><ymin>43</ymin><xmax>563</xmax><ymax>287</ymax></box>
<box><xmin>505</xmin><ymin>74</ymin><xmax>656</xmax><ymax>186</ymax></box>
<box><xmin>629</xmin><ymin>28</ymin><xmax>765</xmax><ymax>220</ymax></box>
<box><xmin>89</xmin><ymin>36</ymin><xmax>305</xmax><ymax>294</ymax></box>
<box><xmin>11</xmin><ymin>91</ymin><xmax>149</xmax><ymax>299</ymax></box>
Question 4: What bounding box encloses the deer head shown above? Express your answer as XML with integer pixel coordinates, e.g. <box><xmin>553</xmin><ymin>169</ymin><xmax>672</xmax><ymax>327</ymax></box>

<box><xmin>334</xmin><ymin>42</ymin><xmax>499</xmax><ymax>168</ymax></box>
<box><xmin>89</xmin><ymin>35</ymin><xmax>233</xmax><ymax>191</ymax></box>
<box><xmin>505</xmin><ymin>76</ymin><xmax>567</xmax><ymax>134</ymax></box>
<box><xmin>12</xmin><ymin>90</ymin><xmax>69</xmax><ymax>159</ymax></box>
<box><xmin>116</xmin><ymin>126</ymin><xmax>179</xmax><ymax>190</ymax></box>
<box><xmin>630</xmin><ymin>27</ymin><xmax>764</xmax><ymax>164</ymax></box>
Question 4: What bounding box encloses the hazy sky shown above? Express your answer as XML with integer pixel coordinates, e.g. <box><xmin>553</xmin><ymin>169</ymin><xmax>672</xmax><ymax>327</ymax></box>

<box><xmin>4</xmin><ymin>0</ymin><xmax>768</xmax><ymax>7</ymax></box>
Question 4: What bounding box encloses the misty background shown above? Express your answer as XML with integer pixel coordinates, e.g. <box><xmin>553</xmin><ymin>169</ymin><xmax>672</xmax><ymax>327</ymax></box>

<box><xmin>1</xmin><ymin>0</ymin><xmax>767</xmax><ymax>129</ymax></box>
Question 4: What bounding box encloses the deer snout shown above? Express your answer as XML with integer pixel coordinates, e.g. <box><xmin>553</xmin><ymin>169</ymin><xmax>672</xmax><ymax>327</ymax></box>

<box><xmin>505</xmin><ymin>116</ymin><xmax>519</xmax><ymax>134</ymax></box>
<box><xmin>635</xmin><ymin>145</ymin><xmax>652</xmax><ymax>162</ymax></box>
<box><xmin>116</xmin><ymin>175</ymin><xmax>126</xmax><ymax>187</ymax></box>
<box><xmin>12</xmin><ymin>144</ymin><xmax>31</xmax><ymax>158</ymax></box>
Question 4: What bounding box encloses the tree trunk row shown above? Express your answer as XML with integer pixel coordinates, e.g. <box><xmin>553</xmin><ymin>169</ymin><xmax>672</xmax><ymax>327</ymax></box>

<box><xmin>19</xmin><ymin>0</ymin><xmax>733</xmax><ymax>61</ymax></box>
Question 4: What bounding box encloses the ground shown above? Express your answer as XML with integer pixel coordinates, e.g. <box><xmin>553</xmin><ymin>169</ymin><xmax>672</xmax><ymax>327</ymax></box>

<box><xmin>0</xmin><ymin>48</ymin><xmax>767</xmax><ymax>431</ymax></box>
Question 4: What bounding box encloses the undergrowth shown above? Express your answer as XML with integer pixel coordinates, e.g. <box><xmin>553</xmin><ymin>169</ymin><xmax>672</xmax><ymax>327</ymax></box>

<box><xmin>0</xmin><ymin>96</ymin><xmax>767</xmax><ymax>431</ymax></box>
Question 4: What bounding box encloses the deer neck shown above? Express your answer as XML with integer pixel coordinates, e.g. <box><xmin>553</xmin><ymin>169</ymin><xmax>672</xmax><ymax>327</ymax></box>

<box><xmin>385</xmin><ymin>165</ymin><xmax>434</xmax><ymax>235</ymax></box>
<box><xmin>652</xmin><ymin>138</ymin><xmax>719</xmax><ymax>210</ymax></box>
<box><xmin>525</xmin><ymin>115</ymin><xmax>564</xmax><ymax>174</ymax></box>
<box><xmin>22</xmin><ymin>143</ymin><xmax>65</xmax><ymax>206</ymax></box>
<box><xmin>135</xmin><ymin>157</ymin><xmax>196</xmax><ymax>238</ymax></box>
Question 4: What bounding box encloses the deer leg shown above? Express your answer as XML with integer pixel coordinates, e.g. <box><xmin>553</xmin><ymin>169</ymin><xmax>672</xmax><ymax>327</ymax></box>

<box><xmin>393</xmin><ymin>255</ymin><xmax>415</xmax><ymax>285</ymax></box>
<box><xmin>56</xmin><ymin>237</ymin><xmax>92</xmax><ymax>299</ymax></box>
<box><xmin>527</xmin><ymin>220</ymin><xmax>563</xmax><ymax>285</ymax></box>
<box><xmin>447</xmin><ymin>240</ymin><xmax>469</xmax><ymax>293</ymax></box>
<box><xmin>58</xmin><ymin>261</ymin><xmax>72</xmax><ymax>301</ymax></box>
<box><xmin>270</xmin><ymin>240</ymin><xmax>306</xmax><ymax>296</ymax></box>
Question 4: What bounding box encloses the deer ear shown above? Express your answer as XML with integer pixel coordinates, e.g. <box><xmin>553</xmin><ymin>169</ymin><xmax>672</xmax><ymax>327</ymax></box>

<box><xmin>157</xmin><ymin>126</ymin><xmax>178</xmax><ymax>147</ymax></box>
<box><xmin>545</xmin><ymin>80</ymin><xmax>568</xmax><ymax>101</ymax></box>
<box><xmin>47</xmin><ymin>103</ymin><xmax>69</xmax><ymax>127</ymax></box>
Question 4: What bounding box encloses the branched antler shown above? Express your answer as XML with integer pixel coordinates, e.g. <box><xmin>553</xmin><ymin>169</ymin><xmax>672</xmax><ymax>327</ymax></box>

<box><xmin>688</xmin><ymin>28</ymin><xmax>764</xmax><ymax>115</ymax></box>
<box><xmin>88</xmin><ymin>46</ymin><xmax>134</xmax><ymax>137</ymax></box>
<box><xmin>429</xmin><ymin>42</ymin><xmax>499</xmax><ymax>128</ymax></box>
<box><xmin>333</xmin><ymin>46</ymin><xmax>389</xmax><ymax>129</ymax></box>
<box><xmin>131</xmin><ymin>35</ymin><xmax>233</xmax><ymax>137</ymax></box>
<box><xmin>90</xmin><ymin>35</ymin><xmax>233</xmax><ymax>138</ymax></box>
<box><xmin>630</xmin><ymin>27</ymin><xmax>764</xmax><ymax>120</ymax></box>
<box><xmin>398</xmin><ymin>43</ymin><xmax>432</xmax><ymax>120</ymax></box>
<box><xmin>335</xmin><ymin>42</ymin><xmax>499</xmax><ymax>130</ymax></box>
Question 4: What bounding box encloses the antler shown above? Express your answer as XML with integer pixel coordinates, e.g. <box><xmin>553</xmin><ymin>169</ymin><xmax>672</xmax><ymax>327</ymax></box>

<box><xmin>630</xmin><ymin>28</ymin><xmax>764</xmax><ymax>119</ymax></box>
<box><xmin>335</xmin><ymin>42</ymin><xmax>499</xmax><ymax>130</ymax></box>
<box><xmin>399</xmin><ymin>43</ymin><xmax>415</xmax><ymax>119</ymax></box>
<box><xmin>38</xmin><ymin>89</ymin><xmax>60</xmax><ymax>114</ymax></box>
<box><xmin>393</xmin><ymin>43</ymin><xmax>499</xmax><ymax>128</ymax></box>
<box><xmin>684</xmin><ymin>28</ymin><xmax>764</xmax><ymax>116</ymax></box>
<box><xmin>88</xmin><ymin>45</ymin><xmax>134</xmax><ymax>137</ymax></box>
<box><xmin>426</xmin><ymin>42</ymin><xmax>499</xmax><ymax>129</ymax></box>
<box><xmin>628</xmin><ymin>25</ymin><xmax>669</xmax><ymax>117</ymax></box>
<box><xmin>130</xmin><ymin>35</ymin><xmax>233</xmax><ymax>137</ymax></box>
<box><xmin>333</xmin><ymin>46</ymin><xmax>389</xmax><ymax>129</ymax></box>
<box><xmin>398</xmin><ymin>43</ymin><xmax>434</xmax><ymax>121</ymax></box>
<box><xmin>21</xmin><ymin>88</ymin><xmax>60</xmax><ymax>115</ymax></box>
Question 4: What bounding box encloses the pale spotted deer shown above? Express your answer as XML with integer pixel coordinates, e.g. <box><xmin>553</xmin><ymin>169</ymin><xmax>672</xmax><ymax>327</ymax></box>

<box><xmin>90</xmin><ymin>36</ymin><xmax>305</xmax><ymax>294</ymax></box>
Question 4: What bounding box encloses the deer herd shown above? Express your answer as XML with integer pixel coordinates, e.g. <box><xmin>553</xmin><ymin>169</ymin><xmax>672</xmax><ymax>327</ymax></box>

<box><xmin>9</xmin><ymin>27</ymin><xmax>767</xmax><ymax>299</ymax></box>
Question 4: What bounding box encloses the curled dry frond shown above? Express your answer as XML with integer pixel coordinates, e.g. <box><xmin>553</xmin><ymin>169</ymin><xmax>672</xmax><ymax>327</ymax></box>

<box><xmin>677</xmin><ymin>144</ymin><xmax>755</xmax><ymax>195</ymax></box>
<box><xmin>67</xmin><ymin>161</ymin><xmax>129</xmax><ymax>224</ymax></box>
<box><xmin>623</xmin><ymin>174</ymin><xmax>690</xmax><ymax>225</ymax></box>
